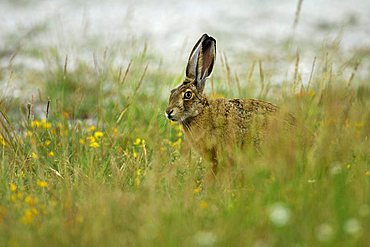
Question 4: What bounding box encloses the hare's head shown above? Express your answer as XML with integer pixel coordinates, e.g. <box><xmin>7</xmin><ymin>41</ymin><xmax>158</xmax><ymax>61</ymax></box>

<box><xmin>165</xmin><ymin>34</ymin><xmax>216</xmax><ymax>123</ymax></box>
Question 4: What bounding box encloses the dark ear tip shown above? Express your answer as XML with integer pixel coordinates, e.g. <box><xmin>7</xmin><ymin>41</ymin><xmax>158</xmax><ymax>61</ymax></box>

<box><xmin>201</xmin><ymin>33</ymin><xmax>216</xmax><ymax>43</ymax></box>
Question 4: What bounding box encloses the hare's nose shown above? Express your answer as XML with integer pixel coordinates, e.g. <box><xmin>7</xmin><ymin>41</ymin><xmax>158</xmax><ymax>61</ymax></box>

<box><xmin>166</xmin><ymin>109</ymin><xmax>174</xmax><ymax>116</ymax></box>
<box><xmin>165</xmin><ymin>108</ymin><xmax>175</xmax><ymax>120</ymax></box>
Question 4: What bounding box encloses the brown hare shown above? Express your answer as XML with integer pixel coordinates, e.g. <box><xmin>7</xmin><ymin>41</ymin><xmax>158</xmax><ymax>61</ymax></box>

<box><xmin>165</xmin><ymin>34</ymin><xmax>280</xmax><ymax>175</ymax></box>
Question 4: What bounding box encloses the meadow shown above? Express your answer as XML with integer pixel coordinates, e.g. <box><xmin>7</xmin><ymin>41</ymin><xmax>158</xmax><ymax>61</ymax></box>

<box><xmin>0</xmin><ymin>31</ymin><xmax>369</xmax><ymax>246</ymax></box>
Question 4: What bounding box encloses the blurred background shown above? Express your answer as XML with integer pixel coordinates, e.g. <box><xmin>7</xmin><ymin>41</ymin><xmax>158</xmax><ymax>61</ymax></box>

<box><xmin>0</xmin><ymin>0</ymin><xmax>369</xmax><ymax>97</ymax></box>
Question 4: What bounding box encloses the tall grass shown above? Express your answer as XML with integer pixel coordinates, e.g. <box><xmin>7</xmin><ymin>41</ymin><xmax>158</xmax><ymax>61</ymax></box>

<box><xmin>0</xmin><ymin>41</ymin><xmax>369</xmax><ymax>246</ymax></box>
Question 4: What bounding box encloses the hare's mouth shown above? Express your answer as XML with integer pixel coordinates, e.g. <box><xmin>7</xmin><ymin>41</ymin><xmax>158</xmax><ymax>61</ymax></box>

<box><xmin>167</xmin><ymin>116</ymin><xmax>177</xmax><ymax>122</ymax></box>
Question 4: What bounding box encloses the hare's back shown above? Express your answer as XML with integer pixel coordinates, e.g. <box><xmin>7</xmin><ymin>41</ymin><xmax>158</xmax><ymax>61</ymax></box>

<box><xmin>224</xmin><ymin>98</ymin><xmax>278</xmax><ymax>116</ymax></box>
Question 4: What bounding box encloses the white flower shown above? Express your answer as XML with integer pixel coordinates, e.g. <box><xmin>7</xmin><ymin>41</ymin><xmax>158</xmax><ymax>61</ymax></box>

<box><xmin>268</xmin><ymin>203</ymin><xmax>291</xmax><ymax>227</ymax></box>
<box><xmin>194</xmin><ymin>231</ymin><xmax>217</xmax><ymax>246</ymax></box>
<box><xmin>315</xmin><ymin>223</ymin><xmax>334</xmax><ymax>242</ymax></box>
<box><xmin>330</xmin><ymin>165</ymin><xmax>342</xmax><ymax>176</ymax></box>
<box><xmin>344</xmin><ymin>218</ymin><xmax>362</xmax><ymax>236</ymax></box>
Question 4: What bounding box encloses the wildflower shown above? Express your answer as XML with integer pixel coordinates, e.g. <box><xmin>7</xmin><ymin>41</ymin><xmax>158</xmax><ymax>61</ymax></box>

<box><xmin>89</xmin><ymin>126</ymin><xmax>96</xmax><ymax>132</ymax></box>
<box><xmin>0</xmin><ymin>135</ymin><xmax>5</xmax><ymax>146</ymax></box>
<box><xmin>133</xmin><ymin>151</ymin><xmax>138</xmax><ymax>158</ymax></box>
<box><xmin>136</xmin><ymin>168</ymin><xmax>142</xmax><ymax>176</ymax></box>
<box><xmin>194</xmin><ymin>231</ymin><xmax>217</xmax><ymax>246</ymax></box>
<box><xmin>24</xmin><ymin>195</ymin><xmax>36</xmax><ymax>206</ymax></box>
<box><xmin>25</xmin><ymin>131</ymin><xmax>32</xmax><ymax>137</ymax></box>
<box><xmin>56</xmin><ymin>122</ymin><xmax>63</xmax><ymax>129</ymax></box>
<box><xmin>113</xmin><ymin>128</ymin><xmax>118</xmax><ymax>134</ymax></box>
<box><xmin>171</xmin><ymin>139</ymin><xmax>182</xmax><ymax>149</ymax></box>
<box><xmin>308</xmin><ymin>90</ymin><xmax>315</xmax><ymax>97</ymax></box>
<box><xmin>365</xmin><ymin>171</ymin><xmax>370</xmax><ymax>176</ymax></box>
<box><xmin>48</xmin><ymin>151</ymin><xmax>55</xmax><ymax>157</ymax></box>
<box><xmin>20</xmin><ymin>208</ymin><xmax>38</xmax><ymax>224</ymax></box>
<box><xmin>79</xmin><ymin>139</ymin><xmax>85</xmax><ymax>145</ymax></box>
<box><xmin>346</xmin><ymin>164</ymin><xmax>351</xmax><ymax>169</ymax></box>
<box><xmin>89</xmin><ymin>142</ymin><xmax>100</xmax><ymax>148</ymax></box>
<box><xmin>344</xmin><ymin>218</ymin><xmax>362</xmax><ymax>236</ymax></box>
<box><xmin>31</xmin><ymin>152</ymin><xmax>38</xmax><ymax>159</ymax></box>
<box><xmin>199</xmin><ymin>201</ymin><xmax>208</xmax><ymax>209</ymax></box>
<box><xmin>193</xmin><ymin>187</ymin><xmax>201</xmax><ymax>194</ymax></box>
<box><xmin>41</xmin><ymin>119</ymin><xmax>51</xmax><ymax>129</ymax></box>
<box><xmin>87</xmin><ymin>136</ymin><xmax>96</xmax><ymax>143</ymax></box>
<box><xmin>315</xmin><ymin>223</ymin><xmax>334</xmax><ymax>242</ymax></box>
<box><xmin>330</xmin><ymin>165</ymin><xmax>342</xmax><ymax>176</ymax></box>
<box><xmin>94</xmin><ymin>131</ymin><xmax>104</xmax><ymax>138</ymax></box>
<box><xmin>37</xmin><ymin>180</ymin><xmax>48</xmax><ymax>188</ymax></box>
<box><xmin>268</xmin><ymin>202</ymin><xmax>291</xmax><ymax>227</ymax></box>
<box><xmin>134</xmin><ymin>138</ymin><xmax>141</xmax><ymax>145</ymax></box>
<box><xmin>177</xmin><ymin>131</ymin><xmax>183</xmax><ymax>137</ymax></box>
<box><xmin>10</xmin><ymin>183</ymin><xmax>17</xmax><ymax>192</ymax></box>
<box><xmin>44</xmin><ymin>140</ymin><xmax>51</xmax><ymax>146</ymax></box>
<box><xmin>31</xmin><ymin>120</ymin><xmax>40</xmax><ymax>128</ymax></box>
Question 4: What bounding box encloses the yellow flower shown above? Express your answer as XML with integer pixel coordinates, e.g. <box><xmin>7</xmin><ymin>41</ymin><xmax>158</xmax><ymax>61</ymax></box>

<box><xmin>89</xmin><ymin>142</ymin><xmax>100</xmax><ymax>148</ymax></box>
<box><xmin>87</xmin><ymin>136</ymin><xmax>96</xmax><ymax>143</ymax></box>
<box><xmin>136</xmin><ymin>168</ymin><xmax>142</xmax><ymax>176</ymax></box>
<box><xmin>365</xmin><ymin>171</ymin><xmax>370</xmax><ymax>176</ymax></box>
<box><xmin>79</xmin><ymin>138</ymin><xmax>85</xmax><ymax>145</ymax></box>
<box><xmin>199</xmin><ymin>201</ymin><xmax>209</xmax><ymax>209</ymax></box>
<box><xmin>48</xmin><ymin>151</ymin><xmax>55</xmax><ymax>157</ymax></box>
<box><xmin>25</xmin><ymin>131</ymin><xmax>32</xmax><ymax>137</ymax></box>
<box><xmin>89</xmin><ymin>126</ymin><xmax>96</xmax><ymax>132</ymax></box>
<box><xmin>94</xmin><ymin>131</ymin><xmax>104</xmax><ymax>138</ymax></box>
<box><xmin>177</xmin><ymin>131</ymin><xmax>183</xmax><ymax>137</ymax></box>
<box><xmin>20</xmin><ymin>208</ymin><xmax>38</xmax><ymax>224</ymax></box>
<box><xmin>0</xmin><ymin>135</ymin><xmax>5</xmax><ymax>146</ymax></box>
<box><xmin>10</xmin><ymin>183</ymin><xmax>17</xmax><ymax>192</ymax></box>
<box><xmin>41</xmin><ymin>119</ymin><xmax>51</xmax><ymax>129</ymax></box>
<box><xmin>31</xmin><ymin>120</ymin><xmax>40</xmax><ymax>128</ymax></box>
<box><xmin>57</xmin><ymin>122</ymin><xmax>64</xmax><ymax>129</ymax></box>
<box><xmin>31</xmin><ymin>152</ymin><xmax>38</xmax><ymax>159</ymax></box>
<box><xmin>133</xmin><ymin>151</ymin><xmax>138</xmax><ymax>158</ymax></box>
<box><xmin>193</xmin><ymin>187</ymin><xmax>201</xmax><ymax>194</ymax></box>
<box><xmin>134</xmin><ymin>138</ymin><xmax>141</xmax><ymax>145</ymax></box>
<box><xmin>25</xmin><ymin>195</ymin><xmax>36</xmax><ymax>206</ymax></box>
<box><xmin>171</xmin><ymin>139</ymin><xmax>182</xmax><ymax>149</ymax></box>
<box><xmin>44</xmin><ymin>140</ymin><xmax>51</xmax><ymax>146</ymax></box>
<box><xmin>37</xmin><ymin>180</ymin><xmax>48</xmax><ymax>188</ymax></box>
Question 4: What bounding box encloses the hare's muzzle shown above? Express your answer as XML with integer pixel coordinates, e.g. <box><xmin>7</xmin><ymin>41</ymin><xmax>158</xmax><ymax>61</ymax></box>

<box><xmin>165</xmin><ymin>108</ymin><xmax>176</xmax><ymax>121</ymax></box>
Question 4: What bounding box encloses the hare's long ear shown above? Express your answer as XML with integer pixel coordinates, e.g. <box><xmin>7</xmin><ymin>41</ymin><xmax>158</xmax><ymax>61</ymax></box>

<box><xmin>185</xmin><ymin>34</ymin><xmax>216</xmax><ymax>92</ymax></box>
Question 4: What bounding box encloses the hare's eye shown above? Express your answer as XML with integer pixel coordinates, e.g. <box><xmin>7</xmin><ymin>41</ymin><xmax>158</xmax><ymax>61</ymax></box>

<box><xmin>184</xmin><ymin>91</ymin><xmax>192</xmax><ymax>100</ymax></box>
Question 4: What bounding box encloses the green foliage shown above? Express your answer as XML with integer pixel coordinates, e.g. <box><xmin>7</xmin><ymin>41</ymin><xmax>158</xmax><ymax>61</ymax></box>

<box><xmin>0</xmin><ymin>44</ymin><xmax>369</xmax><ymax>247</ymax></box>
